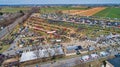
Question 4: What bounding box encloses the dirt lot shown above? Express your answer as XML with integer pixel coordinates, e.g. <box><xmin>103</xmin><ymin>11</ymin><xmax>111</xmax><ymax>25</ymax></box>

<box><xmin>62</xmin><ymin>7</ymin><xmax>106</xmax><ymax>16</ymax></box>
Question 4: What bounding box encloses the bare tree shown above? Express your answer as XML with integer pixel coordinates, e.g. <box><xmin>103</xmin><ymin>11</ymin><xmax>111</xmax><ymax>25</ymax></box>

<box><xmin>33</xmin><ymin>45</ymin><xmax>41</xmax><ymax>59</ymax></box>
<box><xmin>54</xmin><ymin>48</ymin><xmax>60</xmax><ymax>55</ymax></box>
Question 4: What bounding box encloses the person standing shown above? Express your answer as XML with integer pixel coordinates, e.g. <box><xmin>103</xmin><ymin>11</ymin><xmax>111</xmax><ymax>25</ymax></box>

<box><xmin>36</xmin><ymin>64</ymin><xmax>39</xmax><ymax>67</ymax></box>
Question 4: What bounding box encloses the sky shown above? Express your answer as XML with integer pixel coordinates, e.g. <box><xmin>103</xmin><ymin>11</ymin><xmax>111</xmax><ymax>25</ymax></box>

<box><xmin>0</xmin><ymin>0</ymin><xmax>120</xmax><ymax>5</ymax></box>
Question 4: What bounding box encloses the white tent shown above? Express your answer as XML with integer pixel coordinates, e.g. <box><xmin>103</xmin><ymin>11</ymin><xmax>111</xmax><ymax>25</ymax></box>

<box><xmin>90</xmin><ymin>54</ymin><xmax>99</xmax><ymax>58</ymax></box>
<box><xmin>20</xmin><ymin>47</ymin><xmax>64</xmax><ymax>62</ymax></box>
<box><xmin>81</xmin><ymin>55</ymin><xmax>90</xmax><ymax>61</ymax></box>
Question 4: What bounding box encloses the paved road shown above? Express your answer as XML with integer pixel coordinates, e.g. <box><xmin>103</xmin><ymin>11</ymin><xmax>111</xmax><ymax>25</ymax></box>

<box><xmin>27</xmin><ymin>51</ymin><xmax>119</xmax><ymax>67</ymax></box>
<box><xmin>25</xmin><ymin>43</ymin><xmax>120</xmax><ymax>67</ymax></box>
<box><xmin>0</xmin><ymin>13</ymin><xmax>28</xmax><ymax>40</ymax></box>
<box><xmin>26</xmin><ymin>57</ymin><xmax>79</xmax><ymax>67</ymax></box>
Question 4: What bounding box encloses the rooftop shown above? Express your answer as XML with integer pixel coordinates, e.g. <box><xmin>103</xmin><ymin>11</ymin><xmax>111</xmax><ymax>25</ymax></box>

<box><xmin>108</xmin><ymin>56</ymin><xmax>120</xmax><ymax>67</ymax></box>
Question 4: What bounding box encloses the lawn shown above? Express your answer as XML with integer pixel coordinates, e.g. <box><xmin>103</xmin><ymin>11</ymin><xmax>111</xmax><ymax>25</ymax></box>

<box><xmin>0</xmin><ymin>7</ymin><xmax>30</xmax><ymax>13</ymax></box>
<box><xmin>0</xmin><ymin>25</ymin><xmax>20</xmax><ymax>53</ymax></box>
<box><xmin>0</xmin><ymin>45</ymin><xmax>10</xmax><ymax>53</ymax></box>
<box><xmin>40</xmin><ymin>6</ymin><xmax>89</xmax><ymax>13</ymax></box>
<box><xmin>93</xmin><ymin>7</ymin><xmax>120</xmax><ymax>18</ymax></box>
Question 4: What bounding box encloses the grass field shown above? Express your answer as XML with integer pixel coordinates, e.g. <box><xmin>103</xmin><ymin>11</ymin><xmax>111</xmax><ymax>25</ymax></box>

<box><xmin>0</xmin><ymin>7</ymin><xmax>30</xmax><ymax>13</ymax></box>
<box><xmin>40</xmin><ymin>6</ymin><xmax>89</xmax><ymax>13</ymax></box>
<box><xmin>94</xmin><ymin>7</ymin><xmax>120</xmax><ymax>18</ymax></box>
<box><xmin>0</xmin><ymin>45</ymin><xmax>10</xmax><ymax>53</ymax></box>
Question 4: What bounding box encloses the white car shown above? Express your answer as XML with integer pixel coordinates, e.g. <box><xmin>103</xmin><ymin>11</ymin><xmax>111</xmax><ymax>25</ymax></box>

<box><xmin>100</xmin><ymin>51</ymin><xmax>109</xmax><ymax>57</ymax></box>
<box><xmin>90</xmin><ymin>54</ymin><xmax>99</xmax><ymax>59</ymax></box>
<box><xmin>81</xmin><ymin>55</ymin><xmax>90</xmax><ymax>62</ymax></box>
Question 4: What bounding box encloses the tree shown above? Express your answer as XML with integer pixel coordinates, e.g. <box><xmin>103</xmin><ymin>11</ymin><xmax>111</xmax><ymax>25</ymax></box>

<box><xmin>56</xmin><ymin>10</ymin><xmax>63</xmax><ymax>16</ymax></box>
<box><xmin>52</xmin><ymin>48</ymin><xmax>60</xmax><ymax>59</ymax></box>
<box><xmin>103</xmin><ymin>61</ymin><xmax>106</xmax><ymax>67</ymax></box>
<box><xmin>33</xmin><ymin>45</ymin><xmax>41</xmax><ymax>59</ymax></box>
<box><xmin>0</xmin><ymin>12</ymin><xmax>3</xmax><ymax>15</ymax></box>
<box><xmin>19</xmin><ymin>10</ymin><xmax>24</xmax><ymax>15</ymax></box>
<box><xmin>0</xmin><ymin>45</ymin><xmax>2</xmax><ymax>50</ymax></box>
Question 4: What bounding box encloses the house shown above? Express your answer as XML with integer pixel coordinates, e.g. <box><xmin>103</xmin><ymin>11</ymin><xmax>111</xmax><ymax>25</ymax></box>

<box><xmin>106</xmin><ymin>61</ymin><xmax>114</xmax><ymax>67</ymax></box>
<box><xmin>20</xmin><ymin>47</ymin><xmax>64</xmax><ymax>62</ymax></box>
<box><xmin>31</xmin><ymin>13</ymin><xmax>40</xmax><ymax>17</ymax></box>
<box><xmin>0</xmin><ymin>16</ymin><xmax>3</xmax><ymax>20</ymax></box>
<box><xmin>65</xmin><ymin>45</ymin><xmax>83</xmax><ymax>56</ymax></box>
<box><xmin>107</xmin><ymin>56</ymin><xmax>120</xmax><ymax>67</ymax></box>
<box><xmin>2</xmin><ymin>58</ymin><xmax>19</xmax><ymax>67</ymax></box>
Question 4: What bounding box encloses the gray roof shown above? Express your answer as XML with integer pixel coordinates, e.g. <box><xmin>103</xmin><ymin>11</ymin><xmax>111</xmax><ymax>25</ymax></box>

<box><xmin>20</xmin><ymin>47</ymin><xmax>64</xmax><ymax>62</ymax></box>
<box><xmin>108</xmin><ymin>57</ymin><xmax>120</xmax><ymax>67</ymax></box>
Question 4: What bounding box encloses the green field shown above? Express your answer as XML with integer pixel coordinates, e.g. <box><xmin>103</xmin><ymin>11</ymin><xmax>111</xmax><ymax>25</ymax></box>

<box><xmin>40</xmin><ymin>6</ymin><xmax>89</xmax><ymax>13</ymax></box>
<box><xmin>0</xmin><ymin>45</ymin><xmax>10</xmax><ymax>53</ymax></box>
<box><xmin>94</xmin><ymin>7</ymin><xmax>120</xmax><ymax>18</ymax></box>
<box><xmin>0</xmin><ymin>7</ymin><xmax>30</xmax><ymax>13</ymax></box>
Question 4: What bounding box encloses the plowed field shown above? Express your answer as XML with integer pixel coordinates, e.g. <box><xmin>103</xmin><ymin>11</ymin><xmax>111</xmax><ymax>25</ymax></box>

<box><xmin>62</xmin><ymin>7</ymin><xmax>106</xmax><ymax>16</ymax></box>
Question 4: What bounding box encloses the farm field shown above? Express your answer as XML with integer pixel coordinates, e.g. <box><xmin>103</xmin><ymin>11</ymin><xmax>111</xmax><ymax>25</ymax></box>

<box><xmin>40</xmin><ymin>6</ymin><xmax>120</xmax><ymax>19</ymax></box>
<box><xmin>0</xmin><ymin>7</ymin><xmax>31</xmax><ymax>13</ymax></box>
<box><xmin>40</xmin><ymin>6</ymin><xmax>90</xmax><ymax>13</ymax></box>
<box><xmin>63</xmin><ymin>7</ymin><xmax>106</xmax><ymax>16</ymax></box>
<box><xmin>93</xmin><ymin>7</ymin><xmax>120</xmax><ymax>18</ymax></box>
